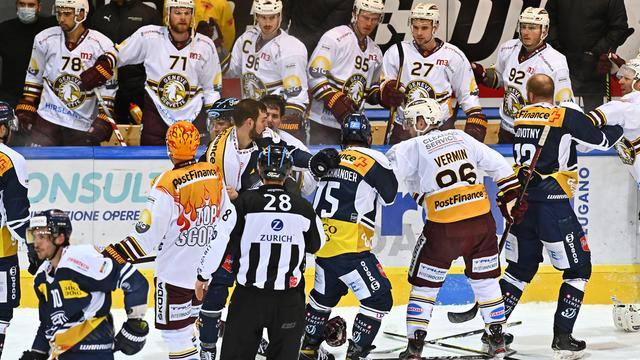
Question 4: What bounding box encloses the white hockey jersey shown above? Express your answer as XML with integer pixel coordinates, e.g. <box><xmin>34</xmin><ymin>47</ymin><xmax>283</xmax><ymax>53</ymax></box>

<box><xmin>308</xmin><ymin>25</ymin><xmax>383</xmax><ymax>129</ymax></box>
<box><xmin>494</xmin><ymin>39</ymin><xmax>574</xmax><ymax>133</ymax></box>
<box><xmin>24</xmin><ymin>27</ymin><xmax>116</xmax><ymax>131</ymax></box>
<box><xmin>225</xmin><ymin>27</ymin><xmax>308</xmax><ymax>113</ymax></box>
<box><xmin>382</xmin><ymin>40</ymin><xmax>481</xmax><ymax>125</ymax></box>
<box><xmin>107</xmin><ymin>25</ymin><xmax>221</xmax><ymax>125</ymax></box>
<box><xmin>276</xmin><ymin>129</ymin><xmax>318</xmax><ymax>196</ymax></box>
<box><xmin>386</xmin><ymin>129</ymin><xmax>518</xmax><ymax>223</ymax></box>
<box><xmin>588</xmin><ymin>91</ymin><xmax>640</xmax><ymax>185</ymax></box>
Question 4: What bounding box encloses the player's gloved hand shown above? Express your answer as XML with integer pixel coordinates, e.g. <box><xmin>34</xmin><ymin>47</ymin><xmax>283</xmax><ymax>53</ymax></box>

<box><xmin>471</xmin><ymin>62</ymin><xmax>486</xmax><ymax>84</ymax></box>
<box><xmin>464</xmin><ymin>112</ymin><xmax>488</xmax><ymax>142</ymax></box>
<box><xmin>608</xmin><ymin>52</ymin><xmax>626</xmax><ymax>68</ymax></box>
<box><xmin>19</xmin><ymin>350</ymin><xmax>48</xmax><ymax>360</ymax></box>
<box><xmin>323</xmin><ymin>91</ymin><xmax>357</xmax><ymax>124</ymax></box>
<box><xmin>15</xmin><ymin>98</ymin><xmax>37</xmax><ymax>134</ymax></box>
<box><xmin>114</xmin><ymin>318</ymin><xmax>149</xmax><ymax>355</ymax></box>
<box><xmin>102</xmin><ymin>242</ymin><xmax>129</xmax><ymax>265</ymax></box>
<box><xmin>497</xmin><ymin>187</ymin><xmax>526</xmax><ymax>225</ymax></box>
<box><xmin>26</xmin><ymin>243</ymin><xmax>42</xmax><ymax>275</ymax></box>
<box><xmin>597</xmin><ymin>53</ymin><xmax>613</xmax><ymax>75</ymax></box>
<box><xmin>309</xmin><ymin>148</ymin><xmax>340</xmax><ymax>178</ymax></box>
<box><xmin>380</xmin><ymin>80</ymin><xmax>406</xmax><ymax>108</ymax></box>
<box><xmin>324</xmin><ymin>316</ymin><xmax>347</xmax><ymax>347</ymax></box>
<box><xmin>86</xmin><ymin>114</ymin><xmax>114</xmax><ymax>144</ymax></box>
<box><xmin>79</xmin><ymin>55</ymin><xmax>114</xmax><ymax>91</ymax></box>
<box><xmin>511</xmin><ymin>195</ymin><xmax>528</xmax><ymax>225</ymax></box>
<box><xmin>280</xmin><ymin>107</ymin><xmax>306</xmax><ymax>141</ymax></box>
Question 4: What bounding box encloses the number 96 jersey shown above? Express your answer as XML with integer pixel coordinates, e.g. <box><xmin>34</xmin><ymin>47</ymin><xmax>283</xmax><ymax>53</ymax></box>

<box><xmin>312</xmin><ymin>147</ymin><xmax>398</xmax><ymax>258</ymax></box>
<box><xmin>386</xmin><ymin>129</ymin><xmax>517</xmax><ymax>223</ymax></box>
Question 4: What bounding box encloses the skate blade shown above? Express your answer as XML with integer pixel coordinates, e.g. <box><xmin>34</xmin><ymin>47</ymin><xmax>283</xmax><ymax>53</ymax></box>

<box><xmin>553</xmin><ymin>349</ymin><xmax>585</xmax><ymax>360</ymax></box>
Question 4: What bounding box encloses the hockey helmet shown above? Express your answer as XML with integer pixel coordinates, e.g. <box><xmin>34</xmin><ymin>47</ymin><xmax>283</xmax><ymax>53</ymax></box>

<box><xmin>251</xmin><ymin>0</ymin><xmax>283</xmax><ymax>15</ymax></box>
<box><xmin>257</xmin><ymin>145</ymin><xmax>292</xmax><ymax>181</ymax></box>
<box><xmin>613</xmin><ymin>303</ymin><xmax>640</xmax><ymax>332</ymax></box>
<box><xmin>27</xmin><ymin>209</ymin><xmax>73</xmax><ymax>246</ymax></box>
<box><xmin>54</xmin><ymin>0</ymin><xmax>89</xmax><ymax>22</ymax></box>
<box><xmin>617</xmin><ymin>58</ymin><xmax>640</xmax><ymax>92</ymax></box>
<box><xmin>164</xmin><ymin>0</ymin><xmax>195</xmax><ymax>28</ymax></box>
<box><xmin>207</xmin><ymin>98</ymin><xmax>239</xmax><ymax>131</ymax></box>
<box><xmin>341</xmin><ymin>113</ymin><xmax>372</xmax><ymax>146</ymax></box>
<box><xmin>518</xmin><ymin>7</ymin><xmax>549</xmax><ymax>42</ymax></box>
<box><xmin>409</xmin><ymin>3</ymin><xmax>439</xmax><ymax>25</ymax></box>
<box><xmin>0</xmin><ymin>102</ymin><xmax>18</xmax><ymax>133</ymax></box>
<box><xmin>354</xmin><ymin>0</ymin><xmax>385</xmax><ymax>14</ymax></box>
<box><xmin>166</xmin><ymin>121</ymin><xmax>200</xmax><ymax>161</ymax></box>
<box><xmin>403</xmin><ymin>98</ymin><xmax>444</xmax><ymax>135</ymax></box>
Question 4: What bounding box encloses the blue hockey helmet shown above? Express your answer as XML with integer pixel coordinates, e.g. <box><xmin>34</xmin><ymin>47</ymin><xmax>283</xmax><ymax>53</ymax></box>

<box><xmin>27</xmin><ymin>209</ymin><xmax>73</xmax><ymax>246</ymax></box>
<box><xmin>0</xmin><ymin>101</ymin><xmax>18</xmax><ymax>133</ymax></box>
<box><xmin>207</xmin><ymin>97</ymin><xmax>240</xmax><ymax>131</ymax></box>
<box><xmin>257</xmin><ymin>145</ymin><xmax>292</xmax><ymax>181</ymax></box>
<box><xmin>341</xmin><ymin>113</ymin><xmax>371</xmax><ymax>146</ymax></box>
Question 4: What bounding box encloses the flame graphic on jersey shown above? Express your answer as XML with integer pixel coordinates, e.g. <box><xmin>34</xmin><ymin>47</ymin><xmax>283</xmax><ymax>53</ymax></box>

<box><xmin>175</xmin><ymin>184</ymin><xmax>221</xmax><ymax>232</ymax></box>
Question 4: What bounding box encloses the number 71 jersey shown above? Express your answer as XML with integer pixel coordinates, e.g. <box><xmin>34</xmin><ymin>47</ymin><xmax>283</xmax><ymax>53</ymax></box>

<box><xmin>312</xmin><ymin>147</ymin><xmax>398</xmax><ymax>258</ymax></box>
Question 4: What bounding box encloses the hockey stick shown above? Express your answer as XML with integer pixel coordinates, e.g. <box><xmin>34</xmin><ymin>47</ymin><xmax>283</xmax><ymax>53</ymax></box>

<box><xmin>384</xmin><ymin>24</ymin><xmax>404</xmax><ymax>145</ymax></box>
<box><xmin>376</xmin><ymin>354</ymin><xmax>515</xmax><ymax>360</ymax></box>
<box><xmin>448</xmin><ymin>125</ymin><xmax>551</xmax><ymax>324</ymax></box>
<box><xmin>605</xmin><ymin>28</ymin><xmax>635</xmax><ymax>104</ymax></box>
<box><xmin>374</xmin><ymin>320</ymin><xmax>522</xmax><ymax>354</ymax></box>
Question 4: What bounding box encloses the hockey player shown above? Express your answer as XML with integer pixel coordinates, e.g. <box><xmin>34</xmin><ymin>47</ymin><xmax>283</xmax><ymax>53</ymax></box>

<box><xmin>300</xmin><ymin>113</ymin><xmax>398</xmax><ymax>360</ymax></box>
<box><xmin>472</xmin><ymin>7</ymin><xmax>574</xmax><ymax>144</ymax></box>
<box><xmin>195</xmin><ymin>144</ymin><xmax>325</xmax><ymax>360</ymax></box>
<box><xmin>262</xmin><ymin>94</ymin><xmax>318</xmax><ymax>196</ymax></box>
<box><xmin>14</xmin><ymin>0</ymin><xmax>116</xmax><ymax>146</ymax></box>
<box><xmin>0</xmin><ymin>102</ymin><xmax>32</xmax><ymax>357</ymax></box>
<box><xmin>101</xmin><ymin>121</ymin><xmax>234</xmax><ymax>360</ymax></box>
<box><xmin>79</xmin><ymin>0</ymin><xmax>222</xmax><ymax>145</ymax></box>
<box><xmin>20</xmin><ymin>209</ymin><xmax>149</xmax><ymax>360</ymax></box>
<box><xmin>307</xmin><ymin>0</ymin><xmax>384</xmax><ymax>145</ymax></box>
<box><xmin>500</xmin><ymin>74</ymin><xmax>623</xmax><ymax>359</ymax></box>
<box><xmin>382</xmin><ymin>3</ymin><xmax>488</xmax><ymax>145</ymax></box>
<box><xmin>386</xmin><ymin>98</ymin><xmax>525</xmax><ymax>359</ymax></box>
<box><xmin>224</xmin><ymin>0</ymin><xmax>308</xmax><ymax>141</ymax></box>
<box><xmin>206</xmin><ymin>97</ymin><xmax>238</xmax><ymax>140</ymax></box>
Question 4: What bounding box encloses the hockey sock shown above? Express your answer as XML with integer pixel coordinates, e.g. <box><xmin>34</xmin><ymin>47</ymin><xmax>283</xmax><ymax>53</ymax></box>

<box><xmin>469</xmin><ymin>278</ymin><xmax>506</xmax><ymax>329</ymax></box>
<box><xmin>499</xmin><ymin>272</ymin><xmax>527</xmax><ymax>319</ymax></box>
<box><xmin>352</xmin><ymin>312</ymin><xmax>381</xmax><ymax>350</ymax></box>
<box><xmin>304</xmin><ymin>298</ymin><xmax>332</xmax><ymax>344</ymax></box>
<box><xmin>197</xmin><ymin>309</ymin><xmax>222</xmax><ymax>350</ymax></box>
<box><xmin>554</xmin><ymin>279</ymin><xmax>586</xmax><ymax>334</ymax></box>
<box><xmin>406</xmin><ymin>286</ymin><xmax>438</xmax><ymax>339</ymax></box>
<box><xmin>161</xmin><ymin>327</ymin><xmax>198</xmax><ymax>360</ymax></box>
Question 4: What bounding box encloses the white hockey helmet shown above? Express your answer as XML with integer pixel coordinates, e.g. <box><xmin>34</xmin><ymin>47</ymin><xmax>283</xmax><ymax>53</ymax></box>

<box><xmin>353</xmin><ymin>0</ymin><xmax>385</xmax><ymax>21</ymax></box>
<box><xmin>403</xmin><ymin>98</ymin><xmax>444</xmax><ymax>135</ymax></box>
<box><xmin>409</xmin><ymin>3</ymin><xmax>440</xmax><ymax>25</ymax></box>
<box><xmin>613</xmin><ymin>303</ymin><xmax>640</xmax><ymax>332</ymax></box>
<box><xmin>54</xmin><ymin>0</ymin><xmax>89</xmax><ymax>21</ymax></box>
<box><xmin>617</xmin><ymin>57</ymin><xmax>640</xmax><ymax>92</ymax></box>
<box><xmin>252</xmin><ymin>0</ymin><xmax>283</xmax><ymax>15</ymax></box>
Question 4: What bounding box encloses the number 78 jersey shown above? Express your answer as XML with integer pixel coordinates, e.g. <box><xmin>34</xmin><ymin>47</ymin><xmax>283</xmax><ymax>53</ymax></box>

<box><xmin>312</xmin><ymin>147</ymin><xmax>398</xmax><ymax>258</ymax></box>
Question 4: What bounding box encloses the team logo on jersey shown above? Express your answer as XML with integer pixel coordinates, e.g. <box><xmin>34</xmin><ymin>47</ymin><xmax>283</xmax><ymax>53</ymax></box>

<box><xmin>405</xmin><ymin>80</ymin><xmax>437</xmax><ymax>101</ymax></box>
<box><xmin>503</xmin><ymin>85</ymin><xmax>526</xmax><ymax>117</ymax></box>
<box><xmin>309</xmin><ymin>55</ymin><xmax>331</xmax><ymax>78</ymax></box>
<box><xmin>241</xmin><ymin>72</ymin><xmax>267</xmax><ymax>100</ymax></box>
<box><xmin>27</xmin><ymin>57</ymin><xmax>39</xmax><ymax>76</ymax></box>
<box><xmin>135</xmin><ymin>208</ymin><xmax>152</xmax><ymax>234</ymax></box>
<box><xmin>158</xmin><ymin>73</ymin><xmax>191</xmax><ymax>109</ymax></box>
<box><xmin>342</xmin><ymin>74</ymin><xmax>367</xmax><ymax>107</ymax></box>
<box><xmin>469</xmin><ymin>78</ymin><xmax>479</xmax><ymax>96</ymax></box>
<box><xmin>53</xmin><ymin>74</ymin><xmax>85</xmax><ymax>109</ymax></box>
<box><xmin>283</xmin><ymin>75</ymin><xmax>303</xmax><ymax>97</ymax></box>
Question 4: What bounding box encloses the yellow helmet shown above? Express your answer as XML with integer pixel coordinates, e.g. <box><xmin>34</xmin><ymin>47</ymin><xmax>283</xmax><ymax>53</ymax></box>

<box><xmin>166</xmin><ymin>121</ymin><xmax>200</xmax><ymax>160</ymax></box>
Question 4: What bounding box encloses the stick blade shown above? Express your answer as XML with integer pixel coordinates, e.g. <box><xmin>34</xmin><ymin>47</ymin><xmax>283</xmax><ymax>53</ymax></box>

<box><xmin>447</xmin><ymin>302</ymin><xmax>479</xmax><ymax>323</ymax></box>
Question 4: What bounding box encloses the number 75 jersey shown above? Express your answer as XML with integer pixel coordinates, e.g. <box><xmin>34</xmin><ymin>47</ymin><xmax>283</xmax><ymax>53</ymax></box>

<box><xmin>312</xmin><ymin>147</ymin><xmax>398</xmax><ymax>258</ymax></box>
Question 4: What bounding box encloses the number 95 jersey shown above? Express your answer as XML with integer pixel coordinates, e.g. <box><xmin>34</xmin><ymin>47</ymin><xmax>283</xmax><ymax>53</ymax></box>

<box><xmin>386</xmin><ymin>129</ymin><xmax>517</xmax><ymax>223</ymax></box>
<box><xmin>312</xmin><ymin>147</ymin><xmax>398</xmax><ymax>258</ymax></box>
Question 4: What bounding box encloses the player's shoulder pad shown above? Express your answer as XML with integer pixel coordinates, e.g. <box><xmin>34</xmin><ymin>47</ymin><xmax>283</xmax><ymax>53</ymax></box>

<box><xmin>194</xmin><ymin>32</ymin><xmax>217</xmax><ymax>52</ymax></box>
<box><xmin>279</xmin><ymin>32</ymin><xmax>307</xmax><ymax>56</ymax></box>
<box><xmin>326</xmin><ymin>25</ymin><xmax>352</xmax><ymax>43</ymax></box>
<box><xmin>351</xmin><ymin>146</ymin><xmax>392</xmax><ymax>170</ymax></box>
<box><xmin>35</xmin><ymin>259</ymin><xmax>52</xmax><ymax>277</ymax></box>
<box><xmin>499</xmin><ymin>39</ymin><xmax>520</xmax><ymax>52</ymax></box>
<box><xmin>34</xmin><ymin>26</ymin><xmax>62</xmax><ymax>45</ymax></box>
<box><xmin>242</xmin><ymin>26</ymin><xmax>261</xmax><ymax>39</ymax></box>
<box><xmin>86</xmin><ymin>29</ymin><xmax>114</xmax><ymax>46</ymax></box>
<box><xmin>57</xmin><ymin>245</ymin><xmax>114</xmax><ymax>281</ymax></box>
<box><xmin>560</xmin><ymin>101</ymin><xmax>583</xmax><ymax>113</ymax></box>
<box><xmin>136</xmin><ymin>24</ymin><xmax>164</xmax><ymax>38</ymax></box>
<box><xmin>0</xmin><ymin>144</ymin><xmax>24</xmax><ymax>176</ymax></box>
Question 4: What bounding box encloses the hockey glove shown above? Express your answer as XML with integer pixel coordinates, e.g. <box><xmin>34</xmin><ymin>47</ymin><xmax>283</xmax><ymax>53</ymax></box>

<box><xmin>19</xmin><ymin>350</ymin><xmax>48</xmax><ymax>360</ymax></box>
<box><xmin>280</xmin><ymin>107</ymin><xmax>306</xmax><ymax>141</ymax></box>
<box><xmin>309</xmin><ymin>148</ymin><xmax>340</xmax><ymax>178</ymax></box>
<box><xmin>608</xmin><ymin>52</ymin><xmax>626</xmax><ymax>68</ymax></box>
<box><xmin>471</xmin><ymin>63</ymin><xmax>486</xmax><ymax>85</ymax></box>
<box><xmin>114</xmin><ymin>318</ymin><xmax>149</xmax><ymax>355</ymax></box>
<box><xmin>463</xmin><ymin>112</ymin><xmax>488</xmax><ymax>142</ymax></box>
<box><xmin>324</xmin><ymin>316</ymin><xmax>347</xmax><ymax>347</ymax></box>
<box><xmin>15</xmin><ymin>98</ymin><xmax>37</xmax><ymax>134</ymax></box>
<box><xmin>380</xmin><ymin>80</ymin><xmax>406</xmax><ymax>108</ymax></box>
<box><xmin>26</xmin><ymin>243</ymin><xmax>42</xmax><ymax>275</ymax></box>
<box><xmin>102</xmin><ymin>242</ymin><xmax>129</xmax><ymax>265</ymax></box>
<box><xmin>86</xmin><ymin>113</ymin><xmax>114</xmax><ymax>145</ymax></box>
<box><xmin>323</xmin><ymin>91</ymin><xmax>357</xmax><ymax>124</ymax></box>
<box><xmin>79</xmin><ymin>55</ymin><xmax>114</xmax><ymax>91</ymax></box>
<box><xmin>497</xmin><ymin>187</ymin><xmax>528</xmax><ymax>225</ymax></box>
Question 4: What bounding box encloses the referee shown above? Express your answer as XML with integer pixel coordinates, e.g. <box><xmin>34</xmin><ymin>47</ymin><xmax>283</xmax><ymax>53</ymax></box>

<box><xmin>195</xmin><ymin>144</ymin><xmax>325</xmax><ymax>360</ymax></box>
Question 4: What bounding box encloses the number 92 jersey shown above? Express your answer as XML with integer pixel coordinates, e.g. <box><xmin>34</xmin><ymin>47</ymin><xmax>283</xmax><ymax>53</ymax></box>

<box><xmin>494</xmin><ymin>39</ymin><xmax>574</xmax><ymax>134</ymax></box>
<box><xmin>312</xmin><ymin>147</ymin><xmax>398</xmax><ymax>258</ymax></box>
<box><xmin>386</xmin><ymin>129</ymin><xmax>517</xmax><ymax>223</ymax></box>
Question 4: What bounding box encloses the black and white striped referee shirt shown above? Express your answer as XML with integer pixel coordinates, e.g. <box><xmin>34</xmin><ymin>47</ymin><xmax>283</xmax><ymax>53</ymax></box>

<box><xmin>228</xmin><ymin>184</ymin><xmax>325</xmax><ymax>291</ymax></box>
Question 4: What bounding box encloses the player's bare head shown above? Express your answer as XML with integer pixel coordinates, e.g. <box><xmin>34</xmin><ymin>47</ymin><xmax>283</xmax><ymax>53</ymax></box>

<box><xmin>518</xmin><ymin>7</ymin><xmax>549</xmax><ymax>50</ymax></box>
<box><xmin>526</xmin><ymin>74</ymin><xmax>555</xmax><ymax>103</ymax></box>
<box><xmin>55</xmin><ymin>0</ymin><xmax>88</xmax><ymax>32</ymax></box>
<box><xmin>352</xmin><ymin>0</ymin><xmax>384</xmax><ymax>37</ymax></box>
<box><xmin>410</xmin><ymin>3</ymin><xmax>439</xmax><ymax>46</ymax></box>
<box><xmin>165</xmin><ymin>0</ymin><xmax>194</xmax><ymax>34</ymax></box>
<box><xmin>261</xmin><ymin>94</ymin><xmax>285</xmax><ymax>129</ymax></box>
<box><xmin>17</xmin><ymin>0</ymin><xmax>41</xmax><ymax>13</ymax></box>
<box><xmin>234</xmin><ymin>99</ymin><xmax>268</xmax><ymax>140</ymax></box>
<box><xmin>403</xmin><ymin>98</ymin><xmax>444</xmax><ymax>137</ymax></box>
<box><xmin>253</xmin><ymin>0</ymin><xmax>282</xmax><ymax>37</ymax></box>
<box><xmin>617</xmin><ymin>58</ymin><xmax>640</xmax><ymax>95</ymax></box>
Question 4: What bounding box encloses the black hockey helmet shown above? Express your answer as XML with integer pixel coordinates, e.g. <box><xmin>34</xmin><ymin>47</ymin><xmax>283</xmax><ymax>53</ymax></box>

<box><xmin>207</xmin><ymin>97</ymin><xmax>239</xmax><ymax>131</ymax></box>
<box><xmin>257</xmin><ymin>145</ymin><xmax>292</xmax><ymax>181</ymax></box>
<box><xmin>341</xmin><ymin>113</ymin><xmax>371</xmax><ymax>146</ymax></box>
<box><xmin>27</xmin><ymin>209</ymin><xmax>72</xmax><ymax>246</ymax></box>
<box><xmin>0</xmin><ymin>101</ymin><xmax>18</xmax><ymax>141</ymax></box>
